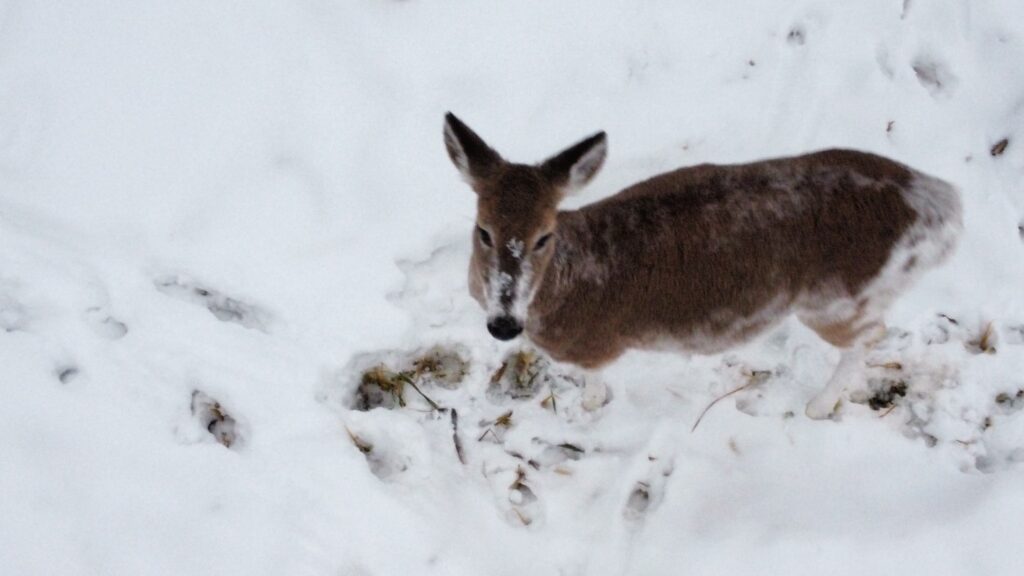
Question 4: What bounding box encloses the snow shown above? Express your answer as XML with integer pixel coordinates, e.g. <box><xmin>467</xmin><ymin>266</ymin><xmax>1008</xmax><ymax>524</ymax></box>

<box><xmin>2</xmin><ymin>0</ymin><xmax>1024</xmax><ymax>574</ymax></box>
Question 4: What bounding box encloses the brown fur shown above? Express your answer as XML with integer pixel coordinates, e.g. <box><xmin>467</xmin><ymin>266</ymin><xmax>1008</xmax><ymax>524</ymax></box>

<box><xmin>527</xmin><ymin>150</ymin><xmax>917</xmax><ymax>367</ymax></box>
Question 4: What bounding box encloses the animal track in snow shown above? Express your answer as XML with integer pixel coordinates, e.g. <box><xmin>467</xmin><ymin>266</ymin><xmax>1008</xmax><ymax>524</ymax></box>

<box><xmin>56</xmin><ymin>365</ymin><xmax>80</xmax><ymax>384</ymax></box>
<box><xmin>387</xmin><ymin>240</ymin><xmax>474</xmax><ymax>330</ymax></box>
<box><xmin>83</xmin><ymin>306</ymin><xmax>128</xmax><ymax>340</ymax></box>
<box><xmin>190</xmin><ymin>390</ymin><xmax>243</xmax><ymax>448</ymax></box>
<box><xmin>912</xmin><ymin>55</ymin><xmax>957</xmax><ymax>98</ymax></box>
<box><xmin>623</xmin><ymin>454</ymin><xmax>675</xmax><ymax>523</ymax></box>
<box><xmin>506</xmin><ymin>467</ymin><xmax>543</xmax><ymax>526</ymax></box>
<box><xmin>155</xmin><ymin>275</ymin><xmax>272</xmax><ymax>332</ymax></box>
<box><xmin>0</xmin><ymin>296</ymin><xmax>26</xmax><ymax>332</ymax></box>
<box><xmin>344</xmin><ymin>345</ymin><xmax>469</xmax><ymax>411</ymax></box>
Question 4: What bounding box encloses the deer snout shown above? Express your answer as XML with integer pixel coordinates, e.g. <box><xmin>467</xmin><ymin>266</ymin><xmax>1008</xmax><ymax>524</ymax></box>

<box><xmin>487</xmin><ymin>316</ymin><xmax>523</xmax><ymax>341</ymax></box>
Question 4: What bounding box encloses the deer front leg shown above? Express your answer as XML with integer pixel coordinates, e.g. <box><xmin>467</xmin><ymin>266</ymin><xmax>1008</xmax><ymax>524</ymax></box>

<box><xmin>805</xmin><ymin>347</ymin><xmax>864</xmax><ymax>419</ymax></box>
<box><xmin>579</xmin><ymin>370</ymin><xmax>609</xmax><ymax>412</ymax></box>
<box><xmin>802</xmin><ymin>318</ymin><xmax>886</xmax><ymax>420</ymax></box>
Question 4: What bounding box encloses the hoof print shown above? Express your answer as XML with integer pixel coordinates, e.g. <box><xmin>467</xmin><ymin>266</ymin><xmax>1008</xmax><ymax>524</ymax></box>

<box><xmin>56</xmin><ymin>365</ymin><xmax>80</xmax><ymax>384</ymax></box>
<box><xmin>345</xmin><ymin>427</ymin><xmax>411</xmax><ymax>481</ymax></box>
<box><xmin>923</xmin><ymin>313</ymin><xmax>961</xmax><ymax>345</ymax></box>
<box><xmin>624</xmin><ymin>456</ymin><xmax>674</xmax><ymax>523</ymax></box>
<box><xmin>786</xmin><ymin>25</ymin><xmax>806</xmax><ymax>46</ymax></box>
<box><xmin>84</xmin><ymin>307</ymin><xmax>128</xmax><ymax>340</ymax></box>
<box><xmin>507</xmin><ymin>468</ymin><xmax>541</xmax><ymax>527</ymax></box>
<box><xmin>488</xmin><ymin>349</ymin><xmax>577</xmax><ymax>403</ymax></box>
<box><xmin>350</xmin><ymin>346</ymin><xmax>468</xmax><ymax>411</ymax></box>
<box><xmin>911</xmin><ymin>56</ymin><xmax>957</xmax><ymax>97</ymax></box>
<box><xmin>155</xmin><ymin>275</ymin><xmax>271</xmax><ymax>332</ymax></box>
<box><xmin>0</xmin><ymin>294</ymin><xmax>27</xmax><ymax>332</ymax></box>
<box><xmin>191</xmin><ymin>390</ymin><xmax>240</xmax><ymax>448</ymax></box>
<box><xmin>489</xmin><ymin>350</ymin><xmax>548</xmax><ymax>401</ymax></box>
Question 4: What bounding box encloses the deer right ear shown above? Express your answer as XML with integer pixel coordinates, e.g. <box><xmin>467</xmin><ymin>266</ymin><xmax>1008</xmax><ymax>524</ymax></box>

<box><xmin>443</xmin><ymin>112</ymin><xmax>502</xmax><ymax>186</ymax></box>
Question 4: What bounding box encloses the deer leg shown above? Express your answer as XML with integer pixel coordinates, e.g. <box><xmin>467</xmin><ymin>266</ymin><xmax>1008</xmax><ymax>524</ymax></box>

<box><xmin>805</xmin><ymin>347</ymin><xmax>864</xmax><ymax>419</ymax></box>
<box><xmin>801</xmin><ymin>315</ymin><xmax>886</xmax><ymax>420</ymax></box>
<box><xmin>579</xmin><ymin>370</ymin><xmax>609</xmax><ymax>412</ymax></box>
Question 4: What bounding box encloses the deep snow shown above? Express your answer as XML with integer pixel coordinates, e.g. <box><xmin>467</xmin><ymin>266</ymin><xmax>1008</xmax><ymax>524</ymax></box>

<box><xmin>3</xmin><ymin>1</ymin><xmax>1024</xmax><ymax>575</ymax></box>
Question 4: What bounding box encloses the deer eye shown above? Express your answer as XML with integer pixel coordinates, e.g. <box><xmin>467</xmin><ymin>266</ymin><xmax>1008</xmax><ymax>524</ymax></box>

<box><xmin>477</xmin><ymin>226</ymin><xmax>493</xmax><ymax>248</ymax></box>
<box><xmin>534</xmin><ymin>233</ymin><xmax>553</xmax><ymax>251</ymax></box>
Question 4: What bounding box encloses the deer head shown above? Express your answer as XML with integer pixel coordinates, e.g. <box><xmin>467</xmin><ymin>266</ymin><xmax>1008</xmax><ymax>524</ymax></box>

<box><xmin>443</xmin><ymin>112</ymin><xmax>607</xmax><ymax>341</ymax></box>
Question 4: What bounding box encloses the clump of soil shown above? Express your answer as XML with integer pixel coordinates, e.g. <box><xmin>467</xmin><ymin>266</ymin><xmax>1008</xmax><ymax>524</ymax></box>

<box><xmin>868</xmin><ymin>379</ymin><xmax>908</xmax><ymax>410</ymax></box>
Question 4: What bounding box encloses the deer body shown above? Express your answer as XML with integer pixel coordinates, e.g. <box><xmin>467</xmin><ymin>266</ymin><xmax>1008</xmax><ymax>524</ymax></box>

<box><xmin>444</xmin><ymin>114</ymin><xmax>962</xmax><ymax>418</ymax></box>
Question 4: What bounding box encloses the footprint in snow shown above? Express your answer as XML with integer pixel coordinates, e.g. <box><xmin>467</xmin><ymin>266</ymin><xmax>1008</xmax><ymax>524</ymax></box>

<box><xmin>155</xmin><ymin>275</ymin><xmax>272</xmax><ymax>332</ymax></box>
<box><xmin>911</xmin><ymin>54</ymin><xmax>958</xmax><ymax>98</ymax></box>
<box><xmin>56</xmin><ymin>365</ymin><xmax>80</xmax><ymax>384</ymax></box>
<box><xmin>506</xmin><ymin>467</ymin><xmax>544</xmax><ymax>527</ymax></box>
<box><xmin>83</xmin><ymin>306</ymin><xmax>128</xmax><ymax>340</ymax></box>
<box><xmin>190</xmin><ymin>390</ymin><xmax>243</xmax><ymax>449</ymax></box>
<box><xmin>0</xmin><ymin>292</ymin><xmax>27</xmax><ymax>332</ymax></box>
<box><xmin>623</xmin><ymin>454</ymin><xmax>675</xmax><ymax>524</ymax></box>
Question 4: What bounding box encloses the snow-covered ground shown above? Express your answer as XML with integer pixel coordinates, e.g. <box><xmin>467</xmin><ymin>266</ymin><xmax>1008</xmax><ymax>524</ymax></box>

<box><xmin>3</xmin><ymin>1</ymin><xmax>1024</xmax><ymax>574</ymax></box>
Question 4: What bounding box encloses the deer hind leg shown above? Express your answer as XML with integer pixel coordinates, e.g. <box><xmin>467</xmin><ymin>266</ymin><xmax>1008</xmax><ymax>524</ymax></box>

<box><xmin>799</xmin><ymin>311</ymin><xmax>886</xmax><ymax>420</ymax></box>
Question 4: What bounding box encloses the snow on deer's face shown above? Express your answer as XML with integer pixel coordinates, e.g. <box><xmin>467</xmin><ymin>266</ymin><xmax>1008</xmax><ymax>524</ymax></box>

<box><xmin>443</xmin><ymin>112</ymin><xmax>606</xmax><ymax>341</ymax></box>
<box><xmin>471</xmin><ymin>167</ymin><xmax>561</xmax><ymax>339</ymax></box>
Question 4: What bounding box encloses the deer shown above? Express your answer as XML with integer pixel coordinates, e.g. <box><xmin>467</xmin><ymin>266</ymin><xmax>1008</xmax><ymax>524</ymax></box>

<box><xmin>442</xmin><ymin>112</ymin><xmax>962</xmax><ymax>418</ymax></box>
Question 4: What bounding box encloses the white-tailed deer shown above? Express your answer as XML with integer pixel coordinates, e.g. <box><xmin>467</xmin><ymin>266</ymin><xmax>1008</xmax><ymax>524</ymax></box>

<box><xmin>443</xmin><ymin>113</ymin><xmax>962</xmax><ymax>418</ymax></box>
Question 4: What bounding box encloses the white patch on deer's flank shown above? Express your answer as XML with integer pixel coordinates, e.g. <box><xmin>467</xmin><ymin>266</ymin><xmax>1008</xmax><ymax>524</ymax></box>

<box><xmin>797</xmin><ymin>171</ymin><xmax>963</xmax><ymax>344</ymax></box>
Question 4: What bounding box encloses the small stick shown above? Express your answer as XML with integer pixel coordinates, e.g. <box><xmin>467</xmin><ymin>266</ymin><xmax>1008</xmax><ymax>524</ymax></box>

<box><xmin>879</xmin><ymin>405</ymin><xmax>898</xmax><ymax>419</ymax></box>
<box><xmin>690</xmin><ymin>382</ymin><xmax>754</xmax><ymax>432</ymax></box>
<box><xmin>450</xmin><ymin>409</ymin><xmax>466</xmax><ymax>465</ymax></box>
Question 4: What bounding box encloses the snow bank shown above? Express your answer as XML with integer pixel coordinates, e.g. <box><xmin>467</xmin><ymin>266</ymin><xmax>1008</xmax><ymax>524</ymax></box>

<box><xmin>2</xmin><ymin>1</ymin><xmax>1024</xmax><ymax>574</ymax></box>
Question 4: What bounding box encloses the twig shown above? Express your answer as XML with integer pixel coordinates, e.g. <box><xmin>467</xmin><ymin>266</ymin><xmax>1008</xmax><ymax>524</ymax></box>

<box><xmin>879</xmin><ymin>405</ymin><xmax>898</xmax><ymax>419</ymax></box>
<box><xmin>691</xmin><ymin>382</ymin><xmax>754</xmax><ymax>432</ymax></box>
<box><xmin>450</xmin><ymin>409</ymin><xmax>466</xmax><ymax>464</ymax></box>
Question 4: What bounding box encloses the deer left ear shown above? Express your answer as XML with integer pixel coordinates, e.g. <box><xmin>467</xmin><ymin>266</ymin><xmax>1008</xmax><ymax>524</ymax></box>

<box><xmin>539</xmin><ymin>131</ymin><xmax>607</xmax><ymax>194</ymax></box>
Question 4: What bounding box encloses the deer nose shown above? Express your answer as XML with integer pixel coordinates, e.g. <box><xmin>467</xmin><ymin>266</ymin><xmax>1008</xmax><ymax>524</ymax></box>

<box><xmin>487</xmin><ymin>317</ymin><xmax>523</xmax><ymax>341</ymax></box>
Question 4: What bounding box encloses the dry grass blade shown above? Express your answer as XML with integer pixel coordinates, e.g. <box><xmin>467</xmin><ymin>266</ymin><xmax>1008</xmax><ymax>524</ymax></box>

<box><xmin>868</xmin><ymin>361</ymin><xmax>903</xmax><ymax>370</ymax></box>
<box><xmin>494</xmin><ymin>410</ymin><xmax>513</xmax><ymax>428</ymax></box>
<box><xmin>541</xmin><ymin>392</ymin><xmax>557</xmax><ymax>413</ymax></box>
<box><xmin>977</xmin><ymin>321</ymin><xmax>996</xmax><ymax>354</ymax></box>
<box><xmin>345</xmin><ymin>427</ymin><xmax>373</xmax><ymax>454</ymax></box>
<box><xmin>691</xmin><ymin>382</ymin><xmax>754</xmax><ymax>432</ymax></box>
<box><xmin>395</xmin><ymin>371</ymin><xmax>441</xmax><ymax>411</ymax></box>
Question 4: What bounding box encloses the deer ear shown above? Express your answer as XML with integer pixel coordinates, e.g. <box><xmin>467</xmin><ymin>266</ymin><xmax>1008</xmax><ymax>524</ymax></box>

<box><xmin>444</xmin><ymin>112</ymin><xmax>503</xmax><ymax>186</ymax></box>
<box><xmin>539</xmin><ymin>131</ymin><xmax>607</xmax><ymax>194</ymax></box>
